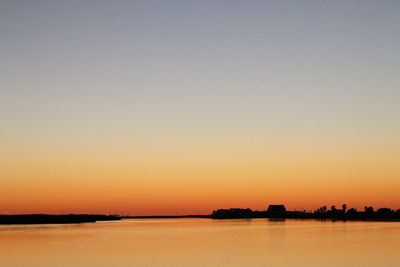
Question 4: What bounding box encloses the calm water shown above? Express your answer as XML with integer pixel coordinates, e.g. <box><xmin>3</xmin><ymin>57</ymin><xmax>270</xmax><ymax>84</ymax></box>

<box><xmin>1</xmin><ymin>218</ymin><xmax>400</xmax><ymax>266</ymax></box>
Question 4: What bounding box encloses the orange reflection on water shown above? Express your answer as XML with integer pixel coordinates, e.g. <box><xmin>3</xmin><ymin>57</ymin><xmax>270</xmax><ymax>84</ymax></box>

<box><xmin>1</xmin><ymin>219</ymin><xmax>400</xmax><ymax>266</ymax></box>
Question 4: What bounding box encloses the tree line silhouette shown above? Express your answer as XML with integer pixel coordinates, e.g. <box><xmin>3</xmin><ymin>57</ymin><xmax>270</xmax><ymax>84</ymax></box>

<box><xmin>211</xmin><ymin>204</ymin><xmax>400</xmax><ymax>220</ymax></box>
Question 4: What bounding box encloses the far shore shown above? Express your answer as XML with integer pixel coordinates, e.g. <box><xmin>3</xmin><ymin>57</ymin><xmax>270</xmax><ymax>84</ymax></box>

<box><xmin>123</xmin><ymin>215</ymin><xmax>211</xmax><ymax>219</ymax></box>
<box><xmin>0</xmin><ymin>214</ymin><xmax>121</xmax><ymax>225</ymax></box>
<box><xmin>122</xmin><ymin>215</ymin><xmax>400</xmax><ymax>222</ymax></box>
<box><xmin>2</xmin><ymin>205</ymin><xmax>400</xmax><ymax>225</ymax></box>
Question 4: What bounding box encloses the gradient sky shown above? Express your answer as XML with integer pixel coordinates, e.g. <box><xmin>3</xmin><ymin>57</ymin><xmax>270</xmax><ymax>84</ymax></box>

<box><xmin>1</xmin><ymin>1</ymin><xmax>400</xmax><ymax>215</ymax></box>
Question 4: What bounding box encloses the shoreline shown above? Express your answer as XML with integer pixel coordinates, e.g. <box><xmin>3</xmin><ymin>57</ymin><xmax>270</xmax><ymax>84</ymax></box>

<box><xmin>122</xmin><ymin>215</ymin><xmax>211</xmax><ymax>219</ymax></box>
<box><xmin>0</xmin><ymin>214</ymin><xmax>121</xmax><ymax>225</ymax></box>
<box><xmin>2</xmin><ymin>214</ymin><xmax>400</xmax><ymax>225</ymax></box>
<box><xmin>122</xmin><ymin>216</ymin><xmax>400</xmax><ymax>222</ymax></box>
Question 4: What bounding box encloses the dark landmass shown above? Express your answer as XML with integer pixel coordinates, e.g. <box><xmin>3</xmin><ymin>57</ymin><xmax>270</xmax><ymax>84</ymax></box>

<box><xmin>2</xmin><ymin>204</ymin><xmax>400</xmax><ymax>224</ymax></box>
<box><xmin>0</xmin><ymin>214</ymin><xmax>121</xmax><ymax>225</ymax></box>
<box><xmin>123</xmin><ymin>215</ymin><xmax>211</xmax><ymax>219</ymax></box>
<box><xmin>211</xmin><ymin>204</ymin><xmax>400</xmax><ymax>221</ymax></box>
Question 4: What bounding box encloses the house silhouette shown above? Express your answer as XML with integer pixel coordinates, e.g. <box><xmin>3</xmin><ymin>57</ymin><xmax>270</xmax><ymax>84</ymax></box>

<box><xmin>267</xmin><ymin>205</ymin><xmax>286</xmax><ymax>217</ymax></box>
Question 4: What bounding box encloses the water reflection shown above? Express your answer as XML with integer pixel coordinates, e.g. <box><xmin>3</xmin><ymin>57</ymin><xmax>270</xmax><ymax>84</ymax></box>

<box><xmin>1</xmin><ymin>219</ymin><xmax>400</xmax><ymax>266</ymax></box>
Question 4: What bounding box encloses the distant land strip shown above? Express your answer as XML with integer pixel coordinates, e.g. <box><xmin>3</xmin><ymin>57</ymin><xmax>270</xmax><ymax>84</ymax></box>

<box><xmin>121</xmin><ymin>215</ymin><xmax>212</xmax><ymax>219</ymax></box>
<box><xmin>123</xmin><ymin>215</ymin><xmax>211</xmax><ymax>219</ymax></box>
<box><xmin>0</xmin><ymin>214</ymin><xmax>121</xmax><ymax>225</ymax></box>
<box><xmin>2</xmin><ymin>204</ymin><xmax>400</xmax><ymax>225</ymax></box>
<box><xmin>209</xmin><ymin>204</ymin><xmax>400</xmax><ymax>221</ymax></box>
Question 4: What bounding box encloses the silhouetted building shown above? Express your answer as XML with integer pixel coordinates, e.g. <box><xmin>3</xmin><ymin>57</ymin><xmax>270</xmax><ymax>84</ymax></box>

<box><xmin>267</xmin><ymin>205</ymin><xmax>286</xmax><ymax>217</ymax></box>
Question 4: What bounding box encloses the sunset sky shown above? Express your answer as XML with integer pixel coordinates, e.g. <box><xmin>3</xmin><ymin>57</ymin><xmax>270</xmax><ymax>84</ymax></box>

<box><xmin>1</xmin><ymin>1</ymin><xmax>400</xmax><ymax>215</ymax></box>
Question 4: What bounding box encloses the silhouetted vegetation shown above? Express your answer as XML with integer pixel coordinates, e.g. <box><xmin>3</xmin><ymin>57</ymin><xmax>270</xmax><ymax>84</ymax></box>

<box><xmin>212</xmin><ymin>208</ymin><xmax>256</xmax><ymax>219</ymax></box>
<box><xmin>2</xmin><ymin>205</ymin><xmax>400</xmax><ymax>224</ymax></box>
<box><xmin>211</xmin><ymin>204</ymin><xmax>400</xmax><ymax>221</ymax></box>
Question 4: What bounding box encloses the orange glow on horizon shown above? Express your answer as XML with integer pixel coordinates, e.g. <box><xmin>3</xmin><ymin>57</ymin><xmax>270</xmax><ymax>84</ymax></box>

<box><xmin>1</xmin><ymin>135</ymin><xmax>400</xmax><ymax>215</ymax></box>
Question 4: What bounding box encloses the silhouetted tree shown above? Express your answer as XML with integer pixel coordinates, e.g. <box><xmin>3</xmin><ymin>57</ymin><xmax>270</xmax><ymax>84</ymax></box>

<box><xmin>377</xmin><ymin>208</ymin><xmax>392</xmax><ymax>217</ymax></box>
<box><xmin>342</xmin><ymin>204</ymin><xmax>347</xmax><ymax>212</ymax></box>
<box><xmin>347</xmin><ymin>208</ymin><xmax>357</xmax><ymax>214</ymax></box>
<box><xmin>331</xmin><ymin>205</ymin><xmax>336</xmax><ymax>212</ymax></box>
<box><xmin>364</xmin><ymin>206</ymin><xmax>374</xmax><ymax>213</ymax></box>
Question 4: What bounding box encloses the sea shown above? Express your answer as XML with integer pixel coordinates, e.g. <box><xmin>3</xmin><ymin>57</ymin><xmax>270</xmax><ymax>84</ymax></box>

<box><xmin>1</xmin><ymin>218</ymin><xmax>399</xmax><ymax>266</ymax></box>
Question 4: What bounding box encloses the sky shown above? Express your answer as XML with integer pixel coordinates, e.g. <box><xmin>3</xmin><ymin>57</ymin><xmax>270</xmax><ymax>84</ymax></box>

<box><xmin>1</xmin><ymin>0</ymin><xmax>400</xmax><ymax>215</ymax></box>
